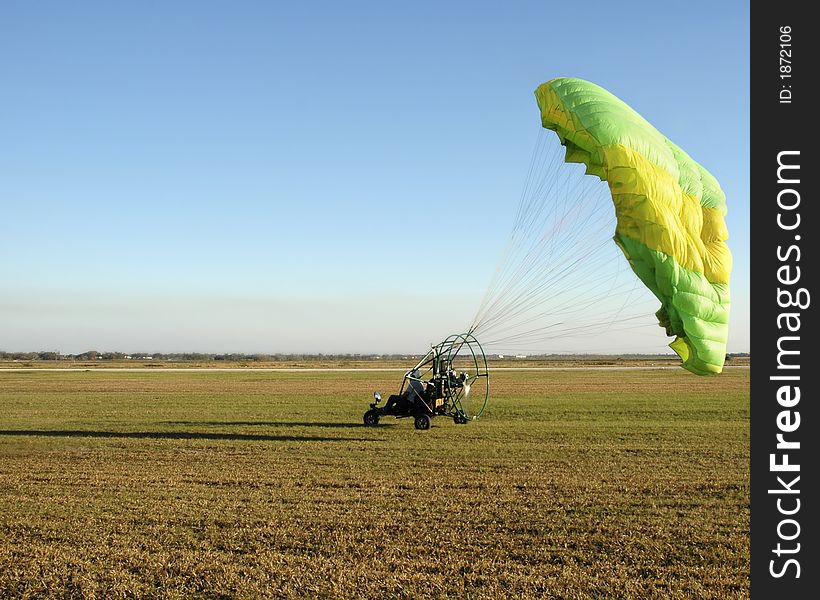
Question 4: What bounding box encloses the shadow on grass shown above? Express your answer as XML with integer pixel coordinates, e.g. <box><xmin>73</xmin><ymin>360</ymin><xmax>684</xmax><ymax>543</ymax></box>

<box><xmin>160</xmin><ymin>420</ymin><xmax>367</xmax><ymax>428</ymax></box>
<box><xmin>0</xmin><ymin>429</ymin><xmax>371</xmax><ymax>442</ymax></box>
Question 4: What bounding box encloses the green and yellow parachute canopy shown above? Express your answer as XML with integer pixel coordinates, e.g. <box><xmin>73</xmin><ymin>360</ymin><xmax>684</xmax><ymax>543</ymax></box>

<box><xmin>534</xmin><ymin>77</ymin><xmax>731</xmax><ymax>375</ymax></box>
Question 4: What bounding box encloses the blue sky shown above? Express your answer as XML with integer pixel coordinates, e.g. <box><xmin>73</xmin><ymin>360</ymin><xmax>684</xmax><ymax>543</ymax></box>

<box><xmin>1</xmin><ymin>1</ymin><xmax>749</xmax><ymax>354</ymax></box>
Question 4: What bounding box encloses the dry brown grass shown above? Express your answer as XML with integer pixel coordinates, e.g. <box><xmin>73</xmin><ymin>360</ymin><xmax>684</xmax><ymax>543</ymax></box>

<box><xmin>0</xmin><ymin>368</ymin><xmax>749</xmax><ymax>598</ymax></box>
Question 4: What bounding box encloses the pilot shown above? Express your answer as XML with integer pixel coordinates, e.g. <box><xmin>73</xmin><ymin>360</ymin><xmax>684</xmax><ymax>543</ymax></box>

<box><xmin>383</xmin><ymin>369</ymin><xmax>425</xmax><ymax>412</ymax></box>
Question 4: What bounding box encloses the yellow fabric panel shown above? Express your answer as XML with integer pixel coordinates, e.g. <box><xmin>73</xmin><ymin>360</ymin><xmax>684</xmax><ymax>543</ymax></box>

<box><xmin>538</xmin><ymin>84</ymin><xmax>599</xmax><ymax>161</ymax></box>
<box><xmin>680</xmin><ymin>193</ymin><xmax>705</xmax><ymax>252</ymax></box>
<box><xmin>598</xmin><ymin>144</ymin><xmax>730</xmax><ymax>285</ymax></box>
<box><xmin>669</xmin><ymin>336</ymin><xmax>691</xmax><ymax>364</ymax></box>
<box><xmin>601</xmin><ymin>144</ymin><xmax>703</xmax><ymax>276</ymax></box>
<box><xmin>535</xmin><ymin>81</ymin><xmax>731</xmax><ymax>286</ymax></box>
<box><xmin>701</xmin><ymin>208</ymin><xmax>732</xmax><ymax>283</ymax></box>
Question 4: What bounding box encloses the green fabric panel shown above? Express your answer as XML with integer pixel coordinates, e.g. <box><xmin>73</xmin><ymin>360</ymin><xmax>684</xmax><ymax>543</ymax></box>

<box><xmin>615</xmin><ymin>235</ymin><xmax>730</xmax><ymax>375</ymax></box>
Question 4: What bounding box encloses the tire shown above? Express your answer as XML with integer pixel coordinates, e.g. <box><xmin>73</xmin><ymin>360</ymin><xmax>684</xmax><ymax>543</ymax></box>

<box><xmin>453</xmin><ymin>414</ymin><xmax>466</xmax><ymax>425</ymax></box>
<box><xmin>414</xmin><ymin>414</ymin><xmax>432</xmax><ymax>430</ymax></box>
<box><xmin>363</xmin><ymin>409</ymin><xmax>380</xmax><ymax>426</ymax></box>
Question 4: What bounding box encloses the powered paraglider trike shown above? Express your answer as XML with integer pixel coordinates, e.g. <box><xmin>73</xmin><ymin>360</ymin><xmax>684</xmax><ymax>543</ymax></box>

<box><xmin>363</xmin><ymin>333</ymin><xmax>489</xmax><ymax>430</ymax></box>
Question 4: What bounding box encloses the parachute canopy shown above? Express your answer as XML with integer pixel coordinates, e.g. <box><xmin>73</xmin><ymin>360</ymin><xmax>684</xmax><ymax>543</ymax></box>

<box><xmin>534</xmin><ymin>77</ymin><xmax>731</xmax><ymax>375</ymax></box>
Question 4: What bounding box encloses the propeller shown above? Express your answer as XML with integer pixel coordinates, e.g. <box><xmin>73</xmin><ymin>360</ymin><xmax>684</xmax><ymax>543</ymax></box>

<box><xmin>459</xmin><ymin>372</ymin><xmax>471</xmax><ymax>397</ymax></box>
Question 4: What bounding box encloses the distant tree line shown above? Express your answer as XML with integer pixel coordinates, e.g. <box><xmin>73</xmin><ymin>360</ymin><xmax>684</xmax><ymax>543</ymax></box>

<box><xmin>0</xmin><ymin>351</ymin><xmax>421</xmax><ymax>362</ymax></box>
<box><xmin>0</xmin><ymin>350</ymin><xmax>749</xmax><ymax>362</ymax></box>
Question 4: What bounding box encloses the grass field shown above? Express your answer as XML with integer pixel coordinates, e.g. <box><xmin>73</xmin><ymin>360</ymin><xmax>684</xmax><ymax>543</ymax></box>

<box><xmin>0</xmin><ymin>367</ymin><xmax>749</xmax><ymax>599</ymax></box>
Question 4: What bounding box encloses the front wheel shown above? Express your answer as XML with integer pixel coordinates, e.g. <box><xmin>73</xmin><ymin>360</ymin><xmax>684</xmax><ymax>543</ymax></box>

<box><xmin>363</xmin><ymin>409</ymin><xmax>380</xmax><ymax>426</ymax></box>
<box><xmin>414</xmin><ymin>414</ymin><xmax>432</xmax><ymax>430</ymax></box>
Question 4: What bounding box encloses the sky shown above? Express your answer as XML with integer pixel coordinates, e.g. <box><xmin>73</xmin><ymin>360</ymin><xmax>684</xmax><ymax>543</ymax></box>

<box><xmin>1</xmin><ymin>1</ymin><xmax>749</xmax><ymax>355</ymax></box>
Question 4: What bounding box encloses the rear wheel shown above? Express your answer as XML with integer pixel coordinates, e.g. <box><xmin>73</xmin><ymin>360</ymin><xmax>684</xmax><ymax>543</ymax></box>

<box><xmin>414</xmin><ymin>414</ymin><xmax>432</xmax><ymax>430</ymax></box>
<box><xmin>363</xmin><ymin>409</ymin><xmax>380</xmax><ymax>426</ymax></box>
